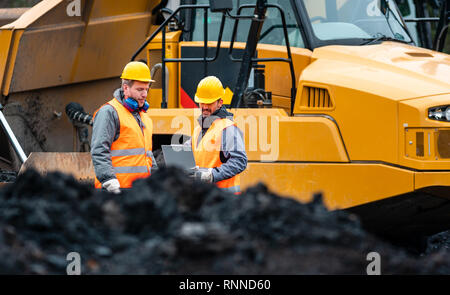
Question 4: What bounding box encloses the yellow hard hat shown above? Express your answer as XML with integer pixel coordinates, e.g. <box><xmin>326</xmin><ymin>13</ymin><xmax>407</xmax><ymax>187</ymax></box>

<box><xmin>194</xmin><ymin>76</ymin><xmax>225</xmax><ymax>104</ymax></box>
<box><xmin>120</xmin><ymin>61</ymin><xmax>155</xmax><ymax>83</ymax></box>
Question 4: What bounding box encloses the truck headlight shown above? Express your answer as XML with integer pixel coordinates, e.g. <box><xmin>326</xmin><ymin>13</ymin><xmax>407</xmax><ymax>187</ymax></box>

<box><xmin>428</xmin><ymin>105</ymin><xmax>450</xmax><ymax>122</ymax></box>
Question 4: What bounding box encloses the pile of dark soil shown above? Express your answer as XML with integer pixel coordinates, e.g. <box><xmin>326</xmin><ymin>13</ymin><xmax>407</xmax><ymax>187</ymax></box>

<box><xmin>0</xmin><ymin>167</ymin><xmax>448</xmax><ymax>274</ymax></box>
<box><xmin>426</xmin><ymin>231</ymin><xmax>450</xmax><ymax>254</ymax></box>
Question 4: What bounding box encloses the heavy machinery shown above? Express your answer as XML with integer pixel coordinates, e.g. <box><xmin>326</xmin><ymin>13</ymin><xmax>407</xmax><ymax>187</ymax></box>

<box><xmin>0</xmin><ymin>0</ymin><xmax>449</xmax><ymax>239</ymax></box>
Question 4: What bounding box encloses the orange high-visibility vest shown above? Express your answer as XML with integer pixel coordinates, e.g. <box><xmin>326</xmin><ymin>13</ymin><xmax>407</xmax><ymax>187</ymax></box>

<box><xmin>94</xmin><ymin>98</ymin><xmax>153</xmax><ymax>189</ymax></box>
<box><xmin>192</xmin><ymin>118</ymin><xmax>241</xmax><ymax>194</ymax></box>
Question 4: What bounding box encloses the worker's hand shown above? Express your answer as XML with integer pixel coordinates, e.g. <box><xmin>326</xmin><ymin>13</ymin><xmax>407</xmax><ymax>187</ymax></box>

<box><xmin>103</xmin><ymin>178</ymin><xmax>121</xmax><ymax>194</ymax></box>
<box><xmin>200</xmin><ymin>168</ymin><xmax>213</xmax><ymax>183</ymax></box>
<box><xmin>188</xmin><ymin>166</ymin><xmax>200</xmax><ymax>177</ymax></box>
<box><xmin>192</xmin><ymin>167</ymin><xmax>213</xmax><ymax>183</ymax></box>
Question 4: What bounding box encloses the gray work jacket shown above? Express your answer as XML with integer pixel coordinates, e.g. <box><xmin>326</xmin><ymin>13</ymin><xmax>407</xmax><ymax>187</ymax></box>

<box><xmin>185</xmin><ymin>107</ymin><xmax>248</xmax><ymax>182</ymax></box>
<box><xmin>90</xmin><ymin>89</ymin><xmax>157</xmax><ymax>185</ymax></box>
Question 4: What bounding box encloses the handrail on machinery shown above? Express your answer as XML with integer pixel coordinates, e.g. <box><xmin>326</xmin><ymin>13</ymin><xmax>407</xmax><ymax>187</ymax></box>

<box><xmin>131</xmin><ymin>2</ymin><xmax>297</xmax><ymax>114</ymax></box>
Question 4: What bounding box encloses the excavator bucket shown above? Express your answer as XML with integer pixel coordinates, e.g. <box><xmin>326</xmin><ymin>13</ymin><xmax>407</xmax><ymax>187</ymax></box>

<box><xmin>18</xmin><ymin>152</ymin><xmax>95</xmax><ymax>184</ymax></box>
<box><xmin>2</xmin><ymin>105</ymin><xmax>94</xmax><ymax>184</ymax></box>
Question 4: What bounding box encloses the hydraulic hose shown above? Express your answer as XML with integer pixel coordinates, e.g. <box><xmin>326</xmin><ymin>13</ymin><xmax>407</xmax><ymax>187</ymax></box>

<box><xmin>65</xmin><ymin>103</ymin><xmax>93</xmax><ymax>126</ymax></box>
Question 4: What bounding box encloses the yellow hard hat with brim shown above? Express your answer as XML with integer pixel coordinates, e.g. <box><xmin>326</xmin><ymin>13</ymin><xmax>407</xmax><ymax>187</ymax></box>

<box><xmin>194</xmin><ymin>76</ymin><xmax>226</xmax><ymax>104</ymax></box>
<box><xmin>120</xmin><ymin>61</ymin><xmax>155</xmax><ymax>83</ymax></box>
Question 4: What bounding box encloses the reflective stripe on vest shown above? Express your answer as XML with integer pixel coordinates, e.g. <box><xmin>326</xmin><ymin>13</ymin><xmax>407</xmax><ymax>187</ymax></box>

<box><xmin>111</xmin><ymin>148</ymin><xmax>146</xmax><ymax>157</ymax></box>
<box><xmin>221</xmin><ymin>185</ymin><xmax>241</xmax><ymax>194</ymax></box>
<box><xmin>94</xmin><ymin>98</ymin><xmax>153</xmax><ymax>189</ymax></box>
<box><xmin>113</xmin><ymin>166</ymin><xmax>149</xmax><ymax>174</ymax></box>
<box><xmin>192</xmin><ymin>118</ymin><xmax>241</xmax><ymax>193</ymax></box>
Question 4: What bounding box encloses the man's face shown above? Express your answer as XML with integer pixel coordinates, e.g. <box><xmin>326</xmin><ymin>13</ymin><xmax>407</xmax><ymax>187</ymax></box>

<box><xmin>199</xmin><ymin>99</ymin><xmax>223</xmax><ymax>117</ymax></box>
<box><xmin>123</xmin><ymin>80</ymin><xmax>150</xmax><ymax>108</ymax></box>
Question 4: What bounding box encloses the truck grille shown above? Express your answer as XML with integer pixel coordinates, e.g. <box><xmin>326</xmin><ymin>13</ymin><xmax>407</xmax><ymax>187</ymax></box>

<box><xmin>437</xmin><ymin>130</ymin><xmax>450</xmax><ymax>158</ymax></box>
<box><xmin>300</xmin><ymin>87</ymin><xmax>333</xmax><ymax>109</ymax></box>
<box><xmin>405</xmin><ymin>128</ymin><xmax>450</xmax><ymax>160</ymax></box>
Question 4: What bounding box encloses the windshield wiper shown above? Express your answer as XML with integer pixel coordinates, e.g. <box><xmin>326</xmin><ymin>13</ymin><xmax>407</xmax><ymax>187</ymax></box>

<box><xmin>361</xmin><ymin>35</ymin><xmax>410</xmax><ymax>46</ymax></box>
<box><xmin>380</xmin><ymin>0</ymin><xmax>415</xmax><ymax>44</ymax></box>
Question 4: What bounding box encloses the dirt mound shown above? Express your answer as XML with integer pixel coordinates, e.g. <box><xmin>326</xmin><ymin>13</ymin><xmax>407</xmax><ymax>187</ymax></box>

<box><xmin>427</xmin><ymin>231</ymin><xmax>450</xmax><ymax>254</ymax></box>
<box><xmin>0</xmin><ymin>167</ymin><xmax>448</xmax><ymax>274</ymax></box>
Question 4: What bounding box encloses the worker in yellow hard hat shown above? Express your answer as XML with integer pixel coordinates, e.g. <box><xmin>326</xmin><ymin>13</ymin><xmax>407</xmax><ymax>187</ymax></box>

<box><xmin>186</xmin><ymin>76</ymin><xmax>247</xmax><ymax>194</ymax></box>
<box><xmin>91</xmin><ymin>61</ymin><xmax>156</xmax><ymax>193</ymax></box>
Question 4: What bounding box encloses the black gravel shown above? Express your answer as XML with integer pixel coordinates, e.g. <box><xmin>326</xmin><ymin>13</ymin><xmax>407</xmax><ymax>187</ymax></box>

<box><xmin>0</xmin><ymin>167</ymin><xmax>448</xmax><ymax>274</ymax></box>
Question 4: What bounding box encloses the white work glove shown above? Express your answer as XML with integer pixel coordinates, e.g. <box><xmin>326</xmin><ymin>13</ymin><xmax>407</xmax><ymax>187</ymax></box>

<box><xmin>190</xmin><ymin>167</ymin><xmax>214</xmax><ymax>183</ymax></box>
<box><xmin>102</xmin><ymin>179</ymin><xmax>121</xmax><ymax>194</ymax></box>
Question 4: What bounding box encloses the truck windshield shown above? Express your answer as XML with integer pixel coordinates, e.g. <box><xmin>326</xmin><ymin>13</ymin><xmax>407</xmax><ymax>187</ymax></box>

<box><xmin>189</xmin><ymin>0</ymin><xmax>305</xmax><ymax>48</ymax></box>
<box><xmin>302</xmin><ymin>0</ymin><xmax>413</xmax><ymax>43</ymax></box>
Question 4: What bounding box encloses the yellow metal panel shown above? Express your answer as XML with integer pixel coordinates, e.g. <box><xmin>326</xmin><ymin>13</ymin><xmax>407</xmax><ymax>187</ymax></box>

<box><xmin>240</xmin><ymin>163</ymin><xmax>415</xmax><ymax>210</ymax></box>
<box><xmin>295</xmin><ymin>81</ymin><xmax>399</xmax><ymax>163</ymax></box>
<box><xmin>233</xmin><ymin>109</ymin><xmax>348</xmax><ymax>162</ymax></box>
<box><xmin>68</xmin><ymin>15</ymin><xmax>151</xmax><ymax>80</ymax></box>
<box><xmin>294</xmin><ymin>45</ymin><xmax>450</xmax><ymax>167</ymax></box>
<box><xmin>437</xmin><ymin>130</ymin><xmax>450</xmax><ymax>158</ymax></box>
<box><xmin>90</xmin><ymin>0</ymin><xmax>155</xmax><ymax>18</ymax></box>
<box><xmin>149</xmin><ymin>108</ymin><xmax>348</xmax><ymax>162</ymax></box>
<box><xmin>1</xmin><ymin>29</ymin><xmax>22</xmax><ymax>96</ymax></box>
<box><xmin>400</xmin><ymin>128</ymin><xmax>450</xmax><ymax>170</ymax></box>
<box><xmin>148</xmin><ymin>88</ymin><xmax>162</xmax><ymax>108</ymax></box>
<box><xmin>0</xmin><ymin>29</ymin><xmax>13</xmax><ymax>94</ymax></box>
<box><xmin>3</xmin><ymin>0</ymin><xmax>157</xmax><ymax>29</ymax></box>
<box><xmin>399</xmin><ymin>93</ymin><xmax>450</xmax><ymax>127</ymax></box>
<box><xmin>146</xmin><ymin>108</ymin><xmax>198</xmax><ymax>135</ymax></box>
<box><xmin>257</xmin><ymin>44</ymin><xmax>312</xmax><ymax>99</ymax></box>
<box><xmin>415</xmin><ymin>171</ymin><xmax>450</xmax><ymax>190</ymax></box>
<box><xmin>309</xmin><ymin>43</ymin><xmax>450</xmax><ymax>100</ymax></box>
<box><xmin>404</xmin><ymin>128</ymin><xmax>438</xmax><ymax>161</ymax></box>
<box><xmin>11</xmin><ymin>24</ymin><xmax>84</xmax><ymax>92</ymax></box>
<box><xmin>398</xmin><ymin>95</ymin><xmax>450</xmax><ymax>170</ymax></box>
<box><xmin>240</xmin><ymin>115</ymin><xmax>348</xmax><ymax>162</ymax></box>
<box><xmin>1</xmin><ymin>0</ymin><xmax>155</xmax><ymax>93</ymax></box>
<box><xmin>232</xmin><ymin>108</ymin><xmax>288</xmax><ymax>117</ymax></box>
<box><xmin>222</xmin><ymin>87</ymin><xmax>233</xmax><ymax>105</ymax></box>
<box><xmin>1</xmin><ymin>0</ymin><xmax>61</xmax><ymax>29</ymax></box>
<box><xmin>148</xmin><ymin>30</ymin><xmax>182</xmax><ymax>45</ymax></box>
<box><xmin>147</xmin><ymin>30</ymin><xmax>181</xmax><ymax>109</ymax></box>
<box><xmin>271</xmin><ymin>94</ymin><xmax>290</xmax><ymax>112</ymax></box>
<box><xmin>10</xmin><ymin>15</ymin><xmax>152</xmax><ymax>92</ymax></box>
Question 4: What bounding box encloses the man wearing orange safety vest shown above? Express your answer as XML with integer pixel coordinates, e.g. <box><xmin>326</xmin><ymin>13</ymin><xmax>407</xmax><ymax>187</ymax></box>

<box><xmin>91</xmin><ymin>61</ymin><xmax>155</xmax><ymax>194</ymax></box>
<box><xmin>188</xmin><ymin>76</ymin><xmax>247</xmax><ymax>194</ymax></box>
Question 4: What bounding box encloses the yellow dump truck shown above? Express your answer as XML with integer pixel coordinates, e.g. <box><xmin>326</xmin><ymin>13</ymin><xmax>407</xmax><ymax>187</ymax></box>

<box><xmin>0</xmin><ymin>0</ymin><xmax>449</xmax><ymax>238</ymax></box>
